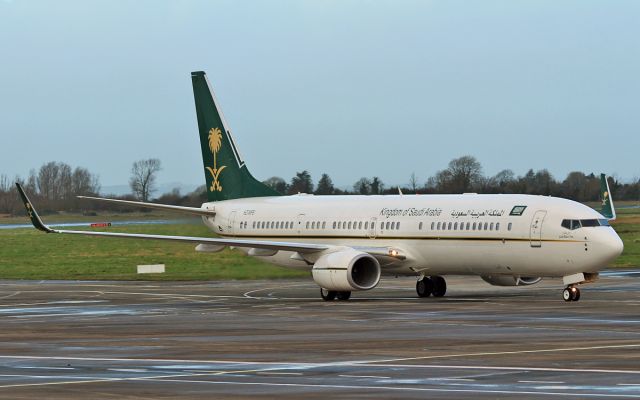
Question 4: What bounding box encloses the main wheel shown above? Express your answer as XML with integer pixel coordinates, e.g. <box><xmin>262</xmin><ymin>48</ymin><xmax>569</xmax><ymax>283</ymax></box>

<box><xmin>562</xmin><ymin>288</ymin><xmax>572</xmax><ymax>302</ymax></box>
<box><xmin>320</xmin><ymin>288</ymin><xmax>337</xmax><ymax>301</ymax></box>
<box><xmin>416</xmin><ymin>277</ymin><xmax>433</xmax><ymax>298</ymax></box>
<box><xmin>336</xmin><ymin>291</ymin><xmax>352</xmax><ymax>301</ymax></box>
<box><xmin>431</xmin><ymin>276</ymin><xmax>447</xmax><ymax>297</ymax></box>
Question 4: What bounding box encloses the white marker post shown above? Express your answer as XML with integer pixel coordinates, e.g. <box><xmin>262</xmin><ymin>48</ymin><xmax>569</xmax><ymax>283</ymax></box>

<box><xmin>137</xmin><ymin>264</ymin><xmax>166</xmax><ymax>274</ymax></box>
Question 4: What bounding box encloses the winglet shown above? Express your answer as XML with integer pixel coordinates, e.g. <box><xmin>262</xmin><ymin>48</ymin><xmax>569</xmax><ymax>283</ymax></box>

<box><xmin>600</xmin><ymin>174</ymin><xmax>616</xmax><ymax>221</ymax></box>
<box><xmin>15</xmin><ymin>183</ymin><xmax>54</xmax><ymax>233</ymax></box>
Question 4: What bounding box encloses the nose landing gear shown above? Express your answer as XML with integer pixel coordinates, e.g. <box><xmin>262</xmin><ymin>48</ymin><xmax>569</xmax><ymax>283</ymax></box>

<box><xmin>562</xmin><ymin>286</ymin><xmax>581</xmax><ymax>302</ymax></box>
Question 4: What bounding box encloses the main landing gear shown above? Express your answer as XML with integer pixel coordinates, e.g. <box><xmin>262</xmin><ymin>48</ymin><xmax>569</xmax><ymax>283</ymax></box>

<box><xmin>416</xmin><ymin>276</ymin><xmax>447</xmax><ymax>298</ymax></box>
<box><xmin>320</xmin><ymin>288</ymin><xmax>351</xmax><ymax>301</ymax></box>
<box><xmin>562</xmin><ymin>286</ymin><xmax>581</xmax><ymax>302</ymax></box>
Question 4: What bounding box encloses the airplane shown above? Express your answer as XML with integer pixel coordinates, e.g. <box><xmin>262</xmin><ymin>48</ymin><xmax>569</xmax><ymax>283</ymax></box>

<box><xmin>16</xmin><ymin>71</ymin><xmax>624</xmax><ymax>302</ymax></box>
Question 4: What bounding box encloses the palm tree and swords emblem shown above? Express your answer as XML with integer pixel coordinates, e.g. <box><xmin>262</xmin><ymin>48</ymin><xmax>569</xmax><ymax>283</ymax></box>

<box><xmin>206</xmin><ymin>127</ymin><xmax>226</xmax><ymax>192</ymax></box>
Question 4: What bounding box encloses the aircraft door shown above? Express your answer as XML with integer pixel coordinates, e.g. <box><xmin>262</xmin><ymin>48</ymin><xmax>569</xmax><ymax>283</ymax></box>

<box><xmin>368</xmin><ymin>217</ymin><xmax>377</xmax><ymax>239</ymax></box>
<box><xmin>529</xmin><ymin>210</ymin><xmax>547</xmax><ymax>248</ymax></box>
<box><xmin>228</xmin><ymin>210</ymin><xmax>237</xmax><ymax>236</ymax></box>
<box><xmin>296</xmin><ymin>214</ymin><xmax>306</xmax><ymax>235</ymax></box>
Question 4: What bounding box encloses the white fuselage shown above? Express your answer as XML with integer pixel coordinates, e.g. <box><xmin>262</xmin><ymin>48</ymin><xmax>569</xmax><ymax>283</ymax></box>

<box><xmin>200</xmin><ymin>194</ymin><xmax>623</xmax><ymax>279</ymax></box>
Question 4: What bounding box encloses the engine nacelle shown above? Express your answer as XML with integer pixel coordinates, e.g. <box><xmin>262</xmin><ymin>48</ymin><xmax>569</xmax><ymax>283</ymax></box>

<box><xmin>312</xmin><ymin>249</ymin><xmax>381</xmax><ymax>291</ymax></box>
<box><xmin>481</xmin><ymin>275</ymin><xmax>542</xmax><ymax>287</ymax></box>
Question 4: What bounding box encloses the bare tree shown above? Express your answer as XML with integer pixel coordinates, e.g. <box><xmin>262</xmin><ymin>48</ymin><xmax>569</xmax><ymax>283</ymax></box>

<box><xmin>129</xmin><ymin>159</ymin><xmax>162</xmax><ymax>201</ymax></box>
<box><xmin>0</xmin><ymin>174</ymin><xmax>13</xmax><ymax>214</ymax></box>
<box><xmin>370</xmin><ymin>177</ymin><xmax>384</xmax><ymax>195</ymax></box>
<box><xmin>37</xmin><ymin>161</ymin><xmax>61</xmax><ymax>202</ymax></box>
<box><xmin>409</xmin><ymin>172</ymin><xmax>418</xmax><ymax>194</ymax></box>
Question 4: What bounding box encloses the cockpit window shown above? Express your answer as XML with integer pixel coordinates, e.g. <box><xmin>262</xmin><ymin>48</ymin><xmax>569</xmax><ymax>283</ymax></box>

<box><xmin>561</xmin><ymin>218</ymin><xmax>610</xmax><ymax>230</ymax></box>
<box><xmin>561</xmin><ymin>219</ymin><xmax>581</xmax><ymax>230</ymax></box>
<box><xmin>581</xmin><ymin>219</ymin><xmax>610</xmax><ymax>227</ymax></box>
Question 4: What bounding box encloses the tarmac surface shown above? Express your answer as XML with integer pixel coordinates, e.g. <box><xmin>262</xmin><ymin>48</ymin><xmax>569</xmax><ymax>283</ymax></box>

<box><xmin>0</xmin><ymin>272</ymin><xmax>639</xmax><ymax>399</ymax></box>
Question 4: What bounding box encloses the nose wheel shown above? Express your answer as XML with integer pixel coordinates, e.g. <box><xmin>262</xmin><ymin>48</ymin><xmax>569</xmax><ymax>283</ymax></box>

<box><xmin>562</xmin><ymin>286</ymin><xmax>581</xmax><ymax>302</ymax></box>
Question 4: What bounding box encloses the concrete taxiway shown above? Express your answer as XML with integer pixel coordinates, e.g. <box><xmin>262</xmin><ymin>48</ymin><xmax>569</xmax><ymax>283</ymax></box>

<box><xmin>0</xmin><ymin>272</ymin><xmax>639</xmax><ymax>399</ymax></box>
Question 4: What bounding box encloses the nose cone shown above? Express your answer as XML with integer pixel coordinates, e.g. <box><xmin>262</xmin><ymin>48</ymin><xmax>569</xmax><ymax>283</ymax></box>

<box><xmin>603</xmin><ymin>229</ymin><xmax>624</xmax><ymax>262</ymax></box>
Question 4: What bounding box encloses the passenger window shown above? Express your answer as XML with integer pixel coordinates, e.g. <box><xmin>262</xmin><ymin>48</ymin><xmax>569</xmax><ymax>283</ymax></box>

<box><xmin>386</xmin><ymin>221</ymin><xmax>390</xmax><ymax>230</ymax></box>
<box><xmin>397</xmin><ymin>222</ymin><xmax>401</xmax><ymax>230</ymax></box>
<box><xmin>437</xmin><ymin>222</ymin><xmax>441</xmax><ymax>230</ymax></box>
<box><xmin>490</xmin><ymin>222</ymin><xmax>494</xmax><ymax>231</ymax></box>
<box><xmin>484</xmin><ymin>222</ymin><xmax>488</xmax><ymax>230</ymax></box>
<box><xmin>306</xmin><ymin>222</ymin><xmax>309</xmax><ymax>229</ymax></box>
<box><xmin>333</xmin><ymin>221</ymin><xmax>336</xmax><ymax>229</ymax></box>
<box><xmin>365</xmin><ymin>222</ymin><xmax>369</xmax><ymax>229</ymax></box>
<box><xmin>466</xmin><ymin>222</ymin><xmax>470</xmax><ymax>230</ymax></box>
<box><xmin>453</xmin><ymin>222</ymin><xmax>458</xmax><ymax>230</ymax></box>
<box><xmin>371</xmin><ymin>222</ymin><xmax>375</xmax><ymax>230</ymax></box>
<box><xmin>419</xmin><ymin>222</ymin><xmax>423</xmax><ymax>230</ymax></box>
<box><xmin>508</xmin><ymin>222</ymin><xmax>512</xmax><ymax>231</ymax></box>
<box><xmin>358</xmin><ymin>221</ymin><xmax>362</xmax><ymax>230</ymax></box>
<box><xmin>322</xmin><ymin>222</ymin><xmax>326</xmax><ymax>229</ymax></box>
<box><xmin>496</xmin><ymin>222</ymin><xmax>500</xmax><ymax>230</ymax></box>
<box><xmin>431</xmin><ymin>222</ymin><xmax>435</xmax><ymax>230</ymax></box>
<box><xmin>472</xmin><ymin>222</ymin><xmax>477</xmax><ymax>230</ymax></box>
<box><xmin>347</xmin><ymin>221</ymin><xmax>351</xmax><ymax>229</ymax></box>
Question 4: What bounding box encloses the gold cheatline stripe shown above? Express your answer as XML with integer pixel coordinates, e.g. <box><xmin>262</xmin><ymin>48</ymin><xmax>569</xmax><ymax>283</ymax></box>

<box><xmin>216</xmin><ymin>233</ymin><xmax>582</xmax><ymax>243</ymax></box>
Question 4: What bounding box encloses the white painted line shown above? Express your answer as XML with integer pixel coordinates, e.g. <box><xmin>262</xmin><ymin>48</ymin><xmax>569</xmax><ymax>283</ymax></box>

<box><xmin>131</xmin><ymin>378</ymin><xmax>640</xmax><ymax>398</ymax></box>
<box><xmin>371</xmin><ymin>363</ymin><xmax>640</xmax><ymax>376</ymax></box>
<box><xmin>16</xmin><ymin>366</ymin><xmax>75</xmax><ymax>371</ymax></box>
<box><xmin>618</xmin><ymin>383</ymin><xmax>640</xmax><ymax>386</ymax></box>
<box><xmin>519</xmin><ymin>380</ymin><xmax>565</xmax><ymax>384</ymax></box>
<box><xmin>257</xmin><ymin>372</ymin><xmax>303</xmax><ymax>376</ymax></box>
<box><xmin>108</xmin><ymin>369</ymin><xmax>148</xmax><ymax>373</ymax></box>
<box><xmin>378</xmin><ymin>343</ymin><xmax>640</xmax><ymax>363</ymax></box>
<box><xmin>340</xmin><ymin>375</ymin><xmax>391</xmax><ymax>379</ymax></box>
<box><xmin>1</xmin><ymin>353</ymin><xmax>640</xmax><ymax>376</ymax></box>
<box><xmin>435</xmin><ymin>378</ymin><xmax>476</xmax><ymax>381</ymax></box>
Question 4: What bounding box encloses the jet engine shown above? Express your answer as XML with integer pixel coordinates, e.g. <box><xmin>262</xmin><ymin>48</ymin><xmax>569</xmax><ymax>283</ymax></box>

<box><xmin>481</xmin><ymin>275</ymin><xmax>542</xmax><ymax>287</ymax></box>
<box><xmin>312</xmin><ymin>249</ymin><xmax>381</xmax><ymax>291</ymax></box>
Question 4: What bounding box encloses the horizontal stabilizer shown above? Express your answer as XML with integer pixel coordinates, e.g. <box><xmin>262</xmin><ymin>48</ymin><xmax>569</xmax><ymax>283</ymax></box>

<box><xmin>77</xmin><ymin>195</ymin><xmax>216</xmax><ymax>217</ymax></box>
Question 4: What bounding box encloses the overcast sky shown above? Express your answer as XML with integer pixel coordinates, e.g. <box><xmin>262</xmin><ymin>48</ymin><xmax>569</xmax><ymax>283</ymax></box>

<box><xmin>1</xmin><ymin>0</ymin><xmax>638</xmax><ymax>189</ymax></box>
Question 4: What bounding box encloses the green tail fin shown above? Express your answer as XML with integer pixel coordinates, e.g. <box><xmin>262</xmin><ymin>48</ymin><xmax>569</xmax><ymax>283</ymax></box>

<box><xmin>600</xmin><ymin>173</ymin><xmax>616</xmax><ymax>220</ymax></box>
<box><xmin>191</xmin><ymin>71</ymin><xmax>280</xmax><ymax>202</ymax></box>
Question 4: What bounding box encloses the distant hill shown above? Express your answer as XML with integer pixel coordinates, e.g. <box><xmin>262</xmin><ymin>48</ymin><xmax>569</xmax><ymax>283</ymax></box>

<box><xmin>100</xmin><ymin>182</ymin><xmax>201</xmax><ymax>197</ymax></box>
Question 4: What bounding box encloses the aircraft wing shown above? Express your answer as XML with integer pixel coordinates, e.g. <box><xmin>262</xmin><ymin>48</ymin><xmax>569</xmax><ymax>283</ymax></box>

<box><xmin>76</xmin><ymin>195</ymin><xmax>216</xmax><ymax>217</ymax></box>
<box><xmin>16</xmin><ymin>184</ymin><xmax>405</xmax><ymax>260</ymax></box>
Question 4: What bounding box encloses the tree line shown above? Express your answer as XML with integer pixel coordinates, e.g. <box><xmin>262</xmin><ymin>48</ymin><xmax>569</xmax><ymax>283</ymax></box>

<box><xmin>262</xmin><ymin>155</ymin><xmax>640</xmax><ymax>203</ymax></box>
<box><xmin>0</xmin><ymin>158</ymin><xmax>167</xmax><ymax>215</ymax></box>
<box><xmin>1</xmin><ymin>155</ymin><xmax>639</xmax><ymax>215</ymax></box>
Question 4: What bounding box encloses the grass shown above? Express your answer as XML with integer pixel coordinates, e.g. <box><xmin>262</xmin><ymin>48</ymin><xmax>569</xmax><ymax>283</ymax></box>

<box><xmin>610</xmin><ymin>211</ymin><xmax>640</xmax><ymax>267</ymax></box>
<box><xmin>1</xmin><ymin>208</ymin><xmax>639</xmax><ymax>281</ymax></box>
<box><xmin>0</xmin><ymin>222</ymin><xmax>308</xmax><ymax>281</ymax></box>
